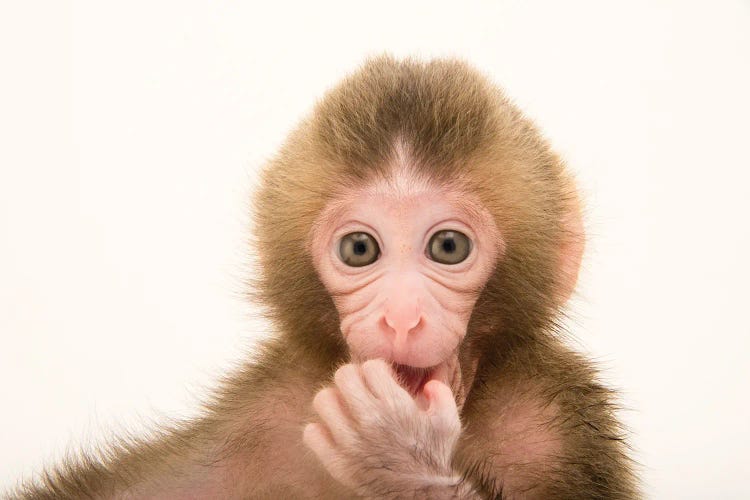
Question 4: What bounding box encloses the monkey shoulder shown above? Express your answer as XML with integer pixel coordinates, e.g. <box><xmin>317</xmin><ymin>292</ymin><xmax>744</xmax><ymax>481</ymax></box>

<box><xmin>456</xmin><ymin>345</ymin><xmax>638</xmax><ymax>499</ymax></box>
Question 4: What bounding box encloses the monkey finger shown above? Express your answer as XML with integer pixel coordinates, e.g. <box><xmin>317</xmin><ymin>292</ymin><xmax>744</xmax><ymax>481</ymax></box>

<box><xmin>361</xmin><ymin>359</ymin><xmax>413</xmax><ymax>407</ymax></box>
<box><xmin>303</xmin><ymin>423</ymin><xmax>357</xmax><ymax>490</ymax></box>
<box><xmin>333</xmin><ymin>364</ymin><xmax>374</xmax><ymax>418</ymax></box>
<box><xmin>312</xmin><ymin>388</ymin><xmax>356</xmax><ymax>447</ymax></box>
<box><xmin>423</xmin><ymin>380</ymin><xmax>461</xmax><ymax>434</ymax></box>
<box><xmin>303</xmin><ymin>423</ymin><xmax>344</xmax><ymax>475</ymax></box>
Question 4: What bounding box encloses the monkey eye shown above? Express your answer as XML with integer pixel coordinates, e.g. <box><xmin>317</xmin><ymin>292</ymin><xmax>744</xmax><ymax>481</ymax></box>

<box><xmin>427</xmin><ymin>230</ymin><xmax>472</xmax><ymax>265</ymax></box>
<box><xmin>338</xmin><ymin>232</ymin><xmax>380</xmax><ymax>267</ymax></box>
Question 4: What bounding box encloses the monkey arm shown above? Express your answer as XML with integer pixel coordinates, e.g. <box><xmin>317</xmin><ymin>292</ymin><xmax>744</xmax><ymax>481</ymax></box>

<box><xmin>453</xmin><ymin>342</ymin><xmax>639</xmax><ymax>500</ymax></box>
<box><xmin>6</xmin><ymin>345</ymin><xmax>346</xmax><ymax>499</ymax></box>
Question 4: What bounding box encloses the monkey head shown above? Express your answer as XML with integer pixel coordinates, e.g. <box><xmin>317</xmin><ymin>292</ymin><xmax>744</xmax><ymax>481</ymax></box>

<box><xmin>254</xmin><ymin>56</ymin><xmax>583</xmax><ymax>404</ymax></box>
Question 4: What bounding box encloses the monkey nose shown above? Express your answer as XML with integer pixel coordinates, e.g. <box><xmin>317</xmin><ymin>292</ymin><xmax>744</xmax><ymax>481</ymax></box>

<box><xmin>382</xmin><ymin>301</ymin><xmax>423</xmax><ymax>341</ymax></box>
<box><xmin>383</xmin><ymin>311</ymin><xmax>422</xmax><ymax>336</ymax></box>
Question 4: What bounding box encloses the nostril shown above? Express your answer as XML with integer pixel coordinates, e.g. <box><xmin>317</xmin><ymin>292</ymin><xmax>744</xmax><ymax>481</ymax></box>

<box><xmin>381</xmin><ymin>315</ymin><xmax>395</xmax><ymax>334</ymax></box>
<box><xmin>409</xmin><ymin>316</ymin><xmax>423</xmax><ymax>334</ymax></box>
<box><xmin>381</xmin><ymin>314</ymin><xmax>423</xmax><ymax>336</ymax></box>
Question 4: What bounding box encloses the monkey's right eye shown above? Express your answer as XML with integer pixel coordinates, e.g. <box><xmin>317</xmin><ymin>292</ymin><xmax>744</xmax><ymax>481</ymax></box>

<box><xmin>338</xmin><ymin>232</ymin><xmax>380</xmax><ymax>267</ymax></box>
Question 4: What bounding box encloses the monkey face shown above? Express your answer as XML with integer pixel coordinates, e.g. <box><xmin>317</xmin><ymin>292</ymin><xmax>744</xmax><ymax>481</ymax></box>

<box><xmin>310</xmin><ymin>168</ymin><xmax>501</xmax><ymax>397</ymax></box>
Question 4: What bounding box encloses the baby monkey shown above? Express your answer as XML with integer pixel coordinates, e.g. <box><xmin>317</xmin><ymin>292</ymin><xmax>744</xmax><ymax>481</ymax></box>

<box><xmin>10</xmin><ymin>56</ymin><xmax>637</xmax><ymax>499</ymax></box>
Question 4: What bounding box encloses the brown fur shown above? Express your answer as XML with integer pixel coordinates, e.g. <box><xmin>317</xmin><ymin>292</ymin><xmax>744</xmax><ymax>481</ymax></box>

<box><xmin>8</xmin><ymin>56</ymin><xmax>638</xmax><ymax>499</ymax></box>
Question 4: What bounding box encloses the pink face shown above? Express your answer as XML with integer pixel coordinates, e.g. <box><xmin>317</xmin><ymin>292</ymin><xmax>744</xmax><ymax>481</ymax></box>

<box><xmin>310</xmin><ymin>169</ymin><xmax>502</xmax><ymax>396</ymax></box>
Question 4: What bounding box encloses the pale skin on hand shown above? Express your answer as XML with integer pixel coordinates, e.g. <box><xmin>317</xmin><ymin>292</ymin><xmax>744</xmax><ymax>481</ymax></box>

<box><xmin>303</xmin><ymin>361</ymin><xmax>462</xmax><ymax>498</ymax></box>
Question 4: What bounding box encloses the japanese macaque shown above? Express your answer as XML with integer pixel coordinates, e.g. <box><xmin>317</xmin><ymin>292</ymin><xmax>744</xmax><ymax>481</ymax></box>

<box><xmin>9</xmin><ymin>56</ymin><xmax>638</xmax><ymax>499</ymax></box>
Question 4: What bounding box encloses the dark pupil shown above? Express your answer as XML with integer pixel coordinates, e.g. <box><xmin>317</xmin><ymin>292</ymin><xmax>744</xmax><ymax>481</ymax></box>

<box><xmin>353</xmin><ymin>241</ymin><xmax>367</xmax><ymax>255</ymax></box>
<box><xmin>441</xmin><ymin>238</ymin><xmax>456</xmax><ymax>253</ymax></box>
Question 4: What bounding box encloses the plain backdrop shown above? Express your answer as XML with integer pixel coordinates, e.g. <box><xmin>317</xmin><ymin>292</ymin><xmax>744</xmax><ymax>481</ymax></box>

<box><xmin>1</xmin><ymin>1</ymin><xmax>749</xmax><ymax>497</ymax></box>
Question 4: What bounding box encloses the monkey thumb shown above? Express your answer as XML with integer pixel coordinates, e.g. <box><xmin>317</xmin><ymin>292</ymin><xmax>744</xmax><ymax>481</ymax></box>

<box><xmin>424</xmin><ymin>380</ymin><xmax>460</xmax><ymax>430</ymax></box>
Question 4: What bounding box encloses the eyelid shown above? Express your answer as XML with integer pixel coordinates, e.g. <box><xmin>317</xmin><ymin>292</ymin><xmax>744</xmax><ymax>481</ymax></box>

<box><xmin>426</xmin><ymin>229</ymin><xmax>473</xmax><ymax>263</ymax></box>
<box><xmin>329</xmin><ymin>222</ymin><xmax>384</xmax><ymax>273</ymax></box>
<box><xmin>332</xmin><ymin>221</ymin><xmax>382</xmax><ymax>248</ymax></box>
<box><xmin>422</xmin><ymin>220</ymin><xmax>477</xmax><ymax>250</ymax></box>
<box><xmin>338</xmin><ymin>233</ymin><xmax>380</xmax><ymax>267</ymax></box>
<box><xmin>420</xmin><ymin>221</ymin><xmax>479</xmax><ymax>272</ymax></box>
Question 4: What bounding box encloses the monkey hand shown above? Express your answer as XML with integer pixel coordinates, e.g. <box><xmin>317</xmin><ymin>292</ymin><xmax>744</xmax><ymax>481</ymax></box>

<box><xmin>303</xmin><ymin>359</ymin><xmax>468</xmax><ymax>499</ymax></box>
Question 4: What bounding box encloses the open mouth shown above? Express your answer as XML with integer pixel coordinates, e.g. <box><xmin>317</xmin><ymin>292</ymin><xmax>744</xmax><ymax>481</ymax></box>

<box><xmin>391</xmin><ymin>363</ymin><xmax>437</xmax><ymax>397</ymax></box>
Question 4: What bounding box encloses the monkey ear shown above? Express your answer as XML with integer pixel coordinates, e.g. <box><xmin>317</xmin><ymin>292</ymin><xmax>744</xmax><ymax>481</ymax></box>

<box><xmin>556</xmin><ymin>188</ymin><xmax>585</xmax><ymax>306</ymax></box>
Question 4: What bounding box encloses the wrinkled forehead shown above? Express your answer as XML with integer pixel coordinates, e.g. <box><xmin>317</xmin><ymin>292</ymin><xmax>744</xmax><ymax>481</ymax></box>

<box><xmin>308</xmin><ymin>164</ymin><xmax>496</xmax><ymax>245</ymax></box>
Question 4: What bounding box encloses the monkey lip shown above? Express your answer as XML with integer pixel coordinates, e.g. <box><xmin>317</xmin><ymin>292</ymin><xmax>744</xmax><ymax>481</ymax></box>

<box><xmin>391</xmin><ymin>363</ymin><xmax>437</xmax><ymax>397</ymax></box>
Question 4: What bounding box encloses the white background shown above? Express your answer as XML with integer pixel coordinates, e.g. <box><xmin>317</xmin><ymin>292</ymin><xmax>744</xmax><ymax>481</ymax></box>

<box><xmin>1</xmin><ymin>1</ymin><xmax>749</xmax><ymax>497</ymax></box>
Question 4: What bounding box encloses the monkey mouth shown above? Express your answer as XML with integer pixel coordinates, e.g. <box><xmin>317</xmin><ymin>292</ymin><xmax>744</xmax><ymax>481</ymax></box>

<box><xmin>391</xmin><ymin>363</ymin><xmax>437</xmax><ymax>397</ymax></box>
